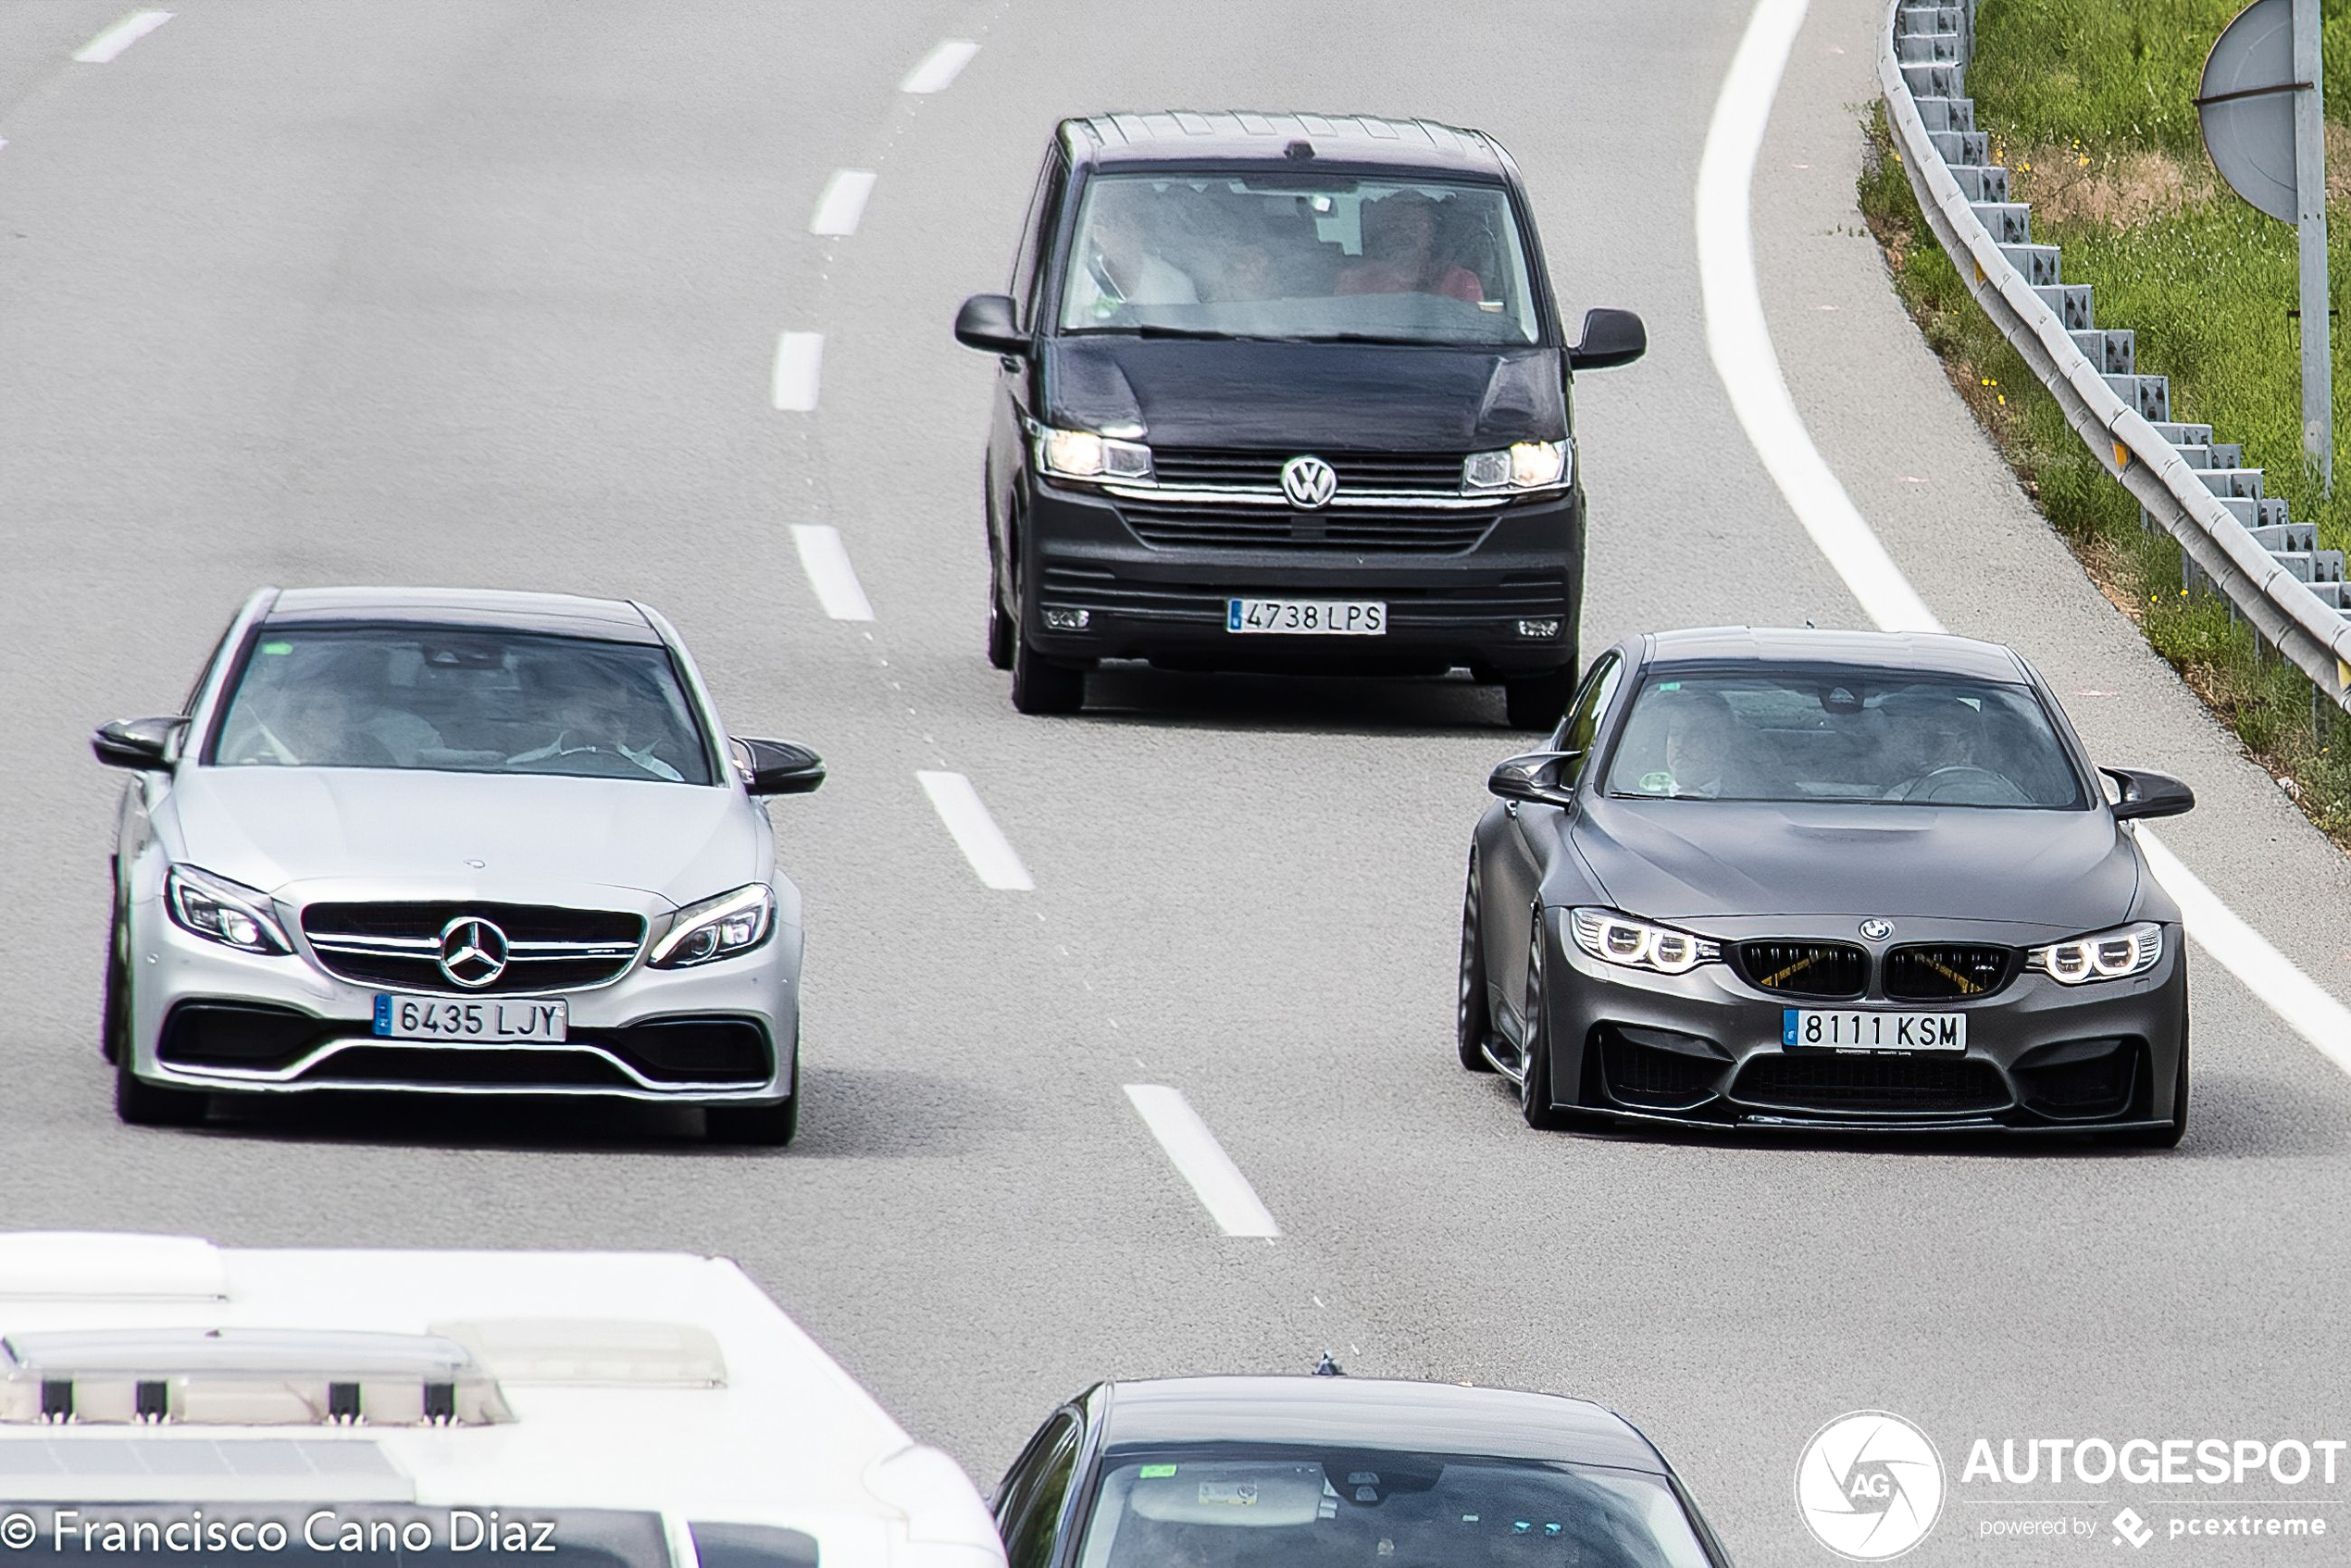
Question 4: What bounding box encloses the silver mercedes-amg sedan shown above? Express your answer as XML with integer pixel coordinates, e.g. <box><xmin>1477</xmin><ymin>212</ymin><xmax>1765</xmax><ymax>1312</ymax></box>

<box><xmin>93</xmin><ymin>587</ymin><xmax>825</xmax><ymax>1143</ymax></box>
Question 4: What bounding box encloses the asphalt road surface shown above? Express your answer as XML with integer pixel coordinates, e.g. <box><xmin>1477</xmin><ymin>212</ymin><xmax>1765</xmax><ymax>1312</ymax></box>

<box><xmin>4</xmin><ymin>3</ymin><xmax>2348</xmax><ymax>1563</ymax></box>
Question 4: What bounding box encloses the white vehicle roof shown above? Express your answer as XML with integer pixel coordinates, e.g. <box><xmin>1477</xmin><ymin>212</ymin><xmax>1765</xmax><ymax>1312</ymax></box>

<box><xmin>0</xmin><ymin>1234</ymin><xmax>1001</xmax><ymax>1568</ymax></box>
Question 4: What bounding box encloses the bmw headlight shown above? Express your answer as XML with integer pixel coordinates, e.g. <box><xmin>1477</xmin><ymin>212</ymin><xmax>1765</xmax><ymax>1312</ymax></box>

<box><xmin>165</xmin><ymin>865</ymin><xmax>291</xmax><ymax>955</ymax></box>
<box><xmin>650</xmin><ymin>884</ymin><xmax>776</xmax><ymax>968</ymax></box>
<box><xmin>1034</xmin><ymin>426</ymin><xmax>1154</xmax><ymax>483</ymax></box>
<box><xmin>1463</xmin><ymin>440</ymin><xmax>1571</xmax><ymax>492</ymax></box>
<box><xmin>2025</xmin><ymin>921</ymin><xmax>2163</xmax><ymax>985</ymax></box>
<box><xmin>1569</xmin><ymin>907</ymin><xmax>1719</xmax><ymax>976</ymax></box>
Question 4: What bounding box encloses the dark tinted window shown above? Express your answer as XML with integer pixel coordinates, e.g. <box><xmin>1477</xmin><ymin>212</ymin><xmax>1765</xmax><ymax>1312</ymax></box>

<box><xmin>211</xmin><ymin>625</ymin><xmax>713</xmax><ymax>785</ymax></box>
<box><xmin>998</xmin><ymin>1413</ymin><xmax>1084</xmax><ymax>1568</ymax></box>
<box><xmin>691</xmin><ymin>1523</ymin><xmax>819</xmax><ymax>1568</ymax></box>
<box><xmin>1075</xmin><ymin>1452</ymin><xmax>1710</xmax><ymax>1568</ymax></box>
<box><xmin>1602</xmin><ymin>666</ymin><xmax>2083</xmax><ymax>808</ymax></box>
<box><xmin>1552</xmin><ymin>653</ymin><xmax>1624</xmax><ymax>784</ymax></box>
<box><xmin>1012</xmin><ymin>151</ymin><xmax>1070</xmax><ymax>329</ymax></box>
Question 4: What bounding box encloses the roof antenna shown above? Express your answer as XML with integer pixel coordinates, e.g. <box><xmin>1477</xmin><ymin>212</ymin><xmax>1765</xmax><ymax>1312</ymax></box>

<box><xmin>1312</xmin><ymin>1351</ymin><xmax>1345</xmax><ymax>1376</ymax></box>
<box><xmin>1284</xmin><ymin>139</ymin><xmax>1314</xmax><ymax>162</ymax></box>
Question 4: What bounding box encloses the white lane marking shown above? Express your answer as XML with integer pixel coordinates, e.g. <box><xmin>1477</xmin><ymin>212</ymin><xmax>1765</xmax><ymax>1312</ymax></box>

<box><xmin>771</xmin><ymin>331</ymin><xmax>823</xmax><ymax>412</ymax></box>
<box><xmin>1123</xmin><ymin>1085</ymin><xmax>1282</xmax><ymax>1238</ymax></box>
<box><xmin>75</xmin><ymin>10</ymin><xmax>173</xmax><ymax>63</ymax></box>
<box><xmin>916</xmin><ymin>771</ymin><xmax>1034</xmax><ymax>890</ymax></box>
<box><xmin>790</xmin><ymin>526</ymin><xmax>875</xmax><ymax>621</ymax></box>
<box><xmin>1696</xmin><ymin>0</ymin><xmax>1941</xmax><ymax>634</ymax></box>
<box><xmin>2138</xmin><ymin>830</ymin><xmax>2351</xmax><ymax>1071</ymax></box>
<box><xmin>810</xmin><ymin>169</ymin><xmax>877</xmax><ymax>237</ymax></box>
<box><xmin>900</xmin><ymin>38</ymin><xmax>979</xmax><ymax>93</ymax></box>
<box><xmin>1699</xmin><ymin>0</ymin><xmax>2351</xmax><ymax>1069</ymax></box>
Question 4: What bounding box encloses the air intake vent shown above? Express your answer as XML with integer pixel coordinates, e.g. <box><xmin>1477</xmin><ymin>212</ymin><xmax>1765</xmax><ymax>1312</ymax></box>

<box><xmin>1736</xmin><ymin>941</ymin><xmax>1868</xmax><ymax>999</ymax></box>
<box><xmin>1734</xmin><ymin>1054</ymin><xmax>2009</xmax><ymax>1114</ymax></box>
<box><xmin>1885</xmin><ymin>944</ymin><xmax>2013</xmax><ymax>999</ymax></box>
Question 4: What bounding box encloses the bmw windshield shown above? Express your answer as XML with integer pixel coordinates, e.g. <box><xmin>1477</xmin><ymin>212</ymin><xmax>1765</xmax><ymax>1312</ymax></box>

<box><xmin>1059</xmin><ymin>173</ymin><xmax>1541</xmax><ymax>345</ymax></box>
<box><xmin>208</xmin><ymin>625</ymin><xmax>715</xmax><ymax>785</ymax></box>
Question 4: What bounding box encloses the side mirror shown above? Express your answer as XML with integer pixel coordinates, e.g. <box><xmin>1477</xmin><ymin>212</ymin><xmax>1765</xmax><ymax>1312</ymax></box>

<box><xmin>734</xmin><ymin>739</ymin><xmax>826</xmax><ymax>797</ymax></box>
<box><xmin>954</xmin><ymin>293</ymin><xmax>1029</xmax><ymax>356</ymax></box>
<box><xmin>1487</xmin><ymin>751</ymin><xmax>1583</xmax><ymax>808</ymax></box>
<box><xmin>1566</xmin><ymin>307</ymin><xmax>1646</xmax><ymax>371</ymax></box>
<box><xmin>2101</xmin><ymin>765</ymin><xmax>2194</xmax><ymax>821</ymax></box>
<box><xmin>93</xmin><ymin>716</ymin><xmax>185</xmax><ymax>772</ymax></box>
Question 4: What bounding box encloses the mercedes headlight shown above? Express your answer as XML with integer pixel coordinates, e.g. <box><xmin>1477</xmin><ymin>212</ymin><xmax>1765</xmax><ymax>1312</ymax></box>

<box><xmin>650</xmin><ymin>884</ymin><xmax>775</xmax><ymax>968</ymax></box>
<box><xmin>2025</xmin><ymin>921</ymin><xmax>2163</xmax><ymax>985</ymax></box>
<box><xmin>1569</xmin><ymin>907</ymin><xmax>1719</xmax><ymax>976</ymax></box>
<box><xmin>165</xmin><ymin>865</ymin><xmax>291</xmax><ymax>955</ymax></box>
<box><xmin>1463</xmin><ymin>440</ymin><xmax>1571</xmax><ymax>492</ymax></box>
<box><xmin>1034</xmin><ymin>426</ymin><xmax>1154</xmax><ymax>483</ymax></box>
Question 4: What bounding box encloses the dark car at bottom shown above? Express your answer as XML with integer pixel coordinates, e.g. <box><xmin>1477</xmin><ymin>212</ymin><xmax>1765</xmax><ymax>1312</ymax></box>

<box><xmin>993</xmin><ymin>1376</ymin><xmax>1729</xmax><ymax>1568</ymax></box>
<box><xmin>1460</xmin><ymin>628</ymin><xmax>2196</xmax><ymax>1142</ymax></box>
<box><xmin>953</xmin><ymin>111</ymin><xmax>1647</xmax><ymax>728</ymax></box>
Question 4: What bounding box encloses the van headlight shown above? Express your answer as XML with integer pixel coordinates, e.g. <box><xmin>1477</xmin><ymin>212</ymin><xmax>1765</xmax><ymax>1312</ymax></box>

<box><xmin>2026</xmin><ymin>922</ymin><xmax>2164</xmax><ymax>984</ymax></box>
<box><xmin>166</xmin><ymin>865</ymin><xmax>292</xmax><ymax>954</ymax></box>
<box><xmin>1569</xmin><ymin>907</ymin><xmax>1719</xmax><ymax>975</ymax></box>
<box><xmin>1035</xmin><ymin>426</ymin><xmax>1154</xmax><ymax>483</ymax></box>
<box><xmin>650</xmin><ymin>885</ymin><xmax>775</xmax><ymax>968</ymax></box>
<box><xmin>1463</xmin><ymin>440</ymin><xmax>1570</xmax><ymax>492</ymax></box>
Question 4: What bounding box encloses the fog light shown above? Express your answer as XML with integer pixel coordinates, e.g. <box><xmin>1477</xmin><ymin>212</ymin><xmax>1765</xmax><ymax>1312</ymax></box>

<box><xmin>1041</xmin><ymin>607</ymin><xmax>1090</xmax><ymax>631</ymax></box>
<box><xmin>1516</xmin><ymin>617</ymin><xmax>1561</xmax><ymax>640</ymax></box>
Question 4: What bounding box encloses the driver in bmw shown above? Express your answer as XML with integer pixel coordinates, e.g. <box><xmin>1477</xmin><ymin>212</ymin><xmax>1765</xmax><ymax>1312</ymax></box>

<box><xmin>506</xmin><ymin>675</ymin><xmax>683</xmax><ymax>781</ymax></box>
<box><xmin>1880</xmin><ymin>693</ymin><xmax>1985</xmax><ymax>798</ymax></box>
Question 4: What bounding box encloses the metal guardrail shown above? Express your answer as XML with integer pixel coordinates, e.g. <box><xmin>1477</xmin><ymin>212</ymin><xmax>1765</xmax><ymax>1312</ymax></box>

<box><xmin>1876</xmin><ymin>0</ymin><xmax>2351</xmax><ymax>717</ymax></box>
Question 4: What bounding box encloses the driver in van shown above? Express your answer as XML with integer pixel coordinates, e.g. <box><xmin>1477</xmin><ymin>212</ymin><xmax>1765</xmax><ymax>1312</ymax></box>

<box><xmin>1072</xmin><ymin>189</ymin><xmax>1200</xmax><ymax>318</ymax></box>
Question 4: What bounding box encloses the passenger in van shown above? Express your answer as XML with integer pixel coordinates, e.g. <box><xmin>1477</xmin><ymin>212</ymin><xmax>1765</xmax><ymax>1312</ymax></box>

<box><xmin>1337</xmin><ymin>191</ymin><xmax>1482</xmax><ymax>303</ymax></box>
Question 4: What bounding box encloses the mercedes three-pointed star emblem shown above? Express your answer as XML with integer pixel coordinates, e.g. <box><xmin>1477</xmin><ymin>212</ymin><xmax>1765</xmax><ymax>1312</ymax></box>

<box><xmin>438</xmin><ymin>916</ymin><xmax>509</xmax><ymax>989</ymax></box>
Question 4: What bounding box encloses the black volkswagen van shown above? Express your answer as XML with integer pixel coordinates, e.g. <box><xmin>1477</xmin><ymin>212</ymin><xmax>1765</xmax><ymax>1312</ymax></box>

<box><xmin>953</xmin><ymin>111</ymin><xmax>1645</xmax><ymax>727</ymax></box>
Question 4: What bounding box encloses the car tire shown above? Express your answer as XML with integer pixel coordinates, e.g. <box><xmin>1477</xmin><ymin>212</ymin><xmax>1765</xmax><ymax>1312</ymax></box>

<box><xmin>1503</xmin><ymin>668</ymin><xmax>1574</xmax><ymax>731</ymax></box>
<box><xmin>114</xmin><ymin>1052</ymin><xmax>209</xmax><ymax>1128</ymax></box>
<box><xmin>1519</xmin><ymin>915</ymin><xmax>1570</xmax><ymax>1130</ymax></box>
<box><xmin>1457</xmin><ymin>852</ymin><xmax>1497</xmax><ymax>1072</ymax></box>
<box><xmin>2121</xmin><ymin>1032</ymin><xmax>2189</xmax><ymax>1149</ymax></box>
<box><xmin>986</xmin><ymin>565</ymin><xmax>1014</xmax><ymax>672</ymax></box>
<box><xmin>1011</xmin><ymin>628</ymin><xmax>1085</xmax><ymax>715</ymax></box>
<box><xmin>101</xmin><ymin>872</ymin><xmax>129</xmax><ymax>1064</ymax></box>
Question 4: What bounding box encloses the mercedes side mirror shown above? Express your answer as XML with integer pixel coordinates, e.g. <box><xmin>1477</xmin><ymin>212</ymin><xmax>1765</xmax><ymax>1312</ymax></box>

<box><xmin>1567</xmin><ymin>307</ymin><xmax>1647</xmax><ymax>371</ymax></box>
<box><xmin>733</xmin><ymin>739</ymin><xmax>827</xmax><ymax>797</ymax></box>
<box><xmin>2100</xmin><ymin>765</ymin><xmax>2195</xmax><ymax>821</ymax></box>
<box><xmin>954</xmin><ymin>293</ymin><xmax>1029</xmax><ymax>356</ymax></box>
<box><xmin>1487</xmin><ymin>751</ymin><xmax>1583</xmax><ymax>808</ymax></box>
<box><xmin>92</xmin><ymin>716</ymin><xmax>185</xmax><ymax>772</ymax></box>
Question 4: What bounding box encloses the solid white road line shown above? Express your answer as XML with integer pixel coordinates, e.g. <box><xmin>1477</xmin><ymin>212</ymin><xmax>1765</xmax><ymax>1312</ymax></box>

<box><xmin>771</xmin><ymin>331</ymin><xmax>823</xmax><ymax>412</ymax></box>
<box><xmin>1124</xmin><ymin>1085</ymin><xmax>1282</xmax><ymax>1238</ymax></box>
<box><xmin>1700</xmin><ymin>0</ymin><xmax>2351</xmax><ymax>1069</ymax></box>
<box><xmin>916</xmin><ymin>771</ymin><xmax>1034</xmax><ymax>890</ymax></box>
<box><xmin>790</xmin><ymin>526</ymin><xmax>876</xmax><ymax>621</ymax></box>
<box><xmin>900</xmin><ymin>39</ymin><xmax>979</xmax><ymax>94</ymax></box>
<box><xmin>2137</xmin><ymin>829</ymin><xmax>2351</xmax><ymax>1072</ymax></box>
<box><xmin>75</xmin><ymin>11</ymin><xmax>173</xmax><ymax>63</ymax></box>
<box><xmin>810</xmin><ymin>169</ymin><xmax>877</xmax><ymax>237</ymax></box>
<box><xmin>1697</xmin><ymin>0</ymin><xmax>1941</xmax><ymax>635</ymax></box>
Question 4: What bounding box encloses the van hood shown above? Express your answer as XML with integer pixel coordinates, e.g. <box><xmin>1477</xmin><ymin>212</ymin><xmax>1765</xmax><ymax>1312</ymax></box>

<box><xmin>1042</xmin><ymin>338</ymin><xmax>1566</xmax><ymax>449</ymax></box>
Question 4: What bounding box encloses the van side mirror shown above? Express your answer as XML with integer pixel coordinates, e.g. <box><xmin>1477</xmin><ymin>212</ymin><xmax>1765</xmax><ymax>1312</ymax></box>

<box><xmin>2101</xmin><ymin>766</ymin><xmax>2194</xmax><ymax>821</ymax></box>
<box><xmin>93</xmin><ymin>716</ymin><xmax>185</xmax><ymax>772</ymax></box>
<box><xmin>1567</xmin><ymin>308</ymin><xmax>1647</xmax><ymax>371</ymax></box>
<box><xmin>1487</xmin><ymin>751</ymin><xmax>1583</xmax><ymax>808</ymax></box>
<box><xmin>733</xmin><ymin>739</ymin><xmax>827</xmax><ymax>796</ymax></box>
<box><xmin>954</xmin><ymin>294</ymin><xmax>1029</xmax><ymax>356</ymax></box>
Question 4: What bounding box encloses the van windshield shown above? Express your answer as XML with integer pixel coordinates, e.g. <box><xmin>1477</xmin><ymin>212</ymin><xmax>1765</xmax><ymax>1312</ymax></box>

<box><xmin>1059</xmin><ymin>173</ymin><xmax>1540</xmax><ymax>346</ymax></box>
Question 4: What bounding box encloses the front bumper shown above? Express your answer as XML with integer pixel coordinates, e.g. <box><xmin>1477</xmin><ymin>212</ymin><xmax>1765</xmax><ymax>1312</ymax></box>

<box><xmin>1017</xmin><ymin>477</ymin><xmax>1582</xmax><ymax>676</ymax></box>
<box><xmin>124</xmin><ymin>894</ymin><xmax>799</xmax><ymax>1105</ymax></box>
<box><xmin>1536</xmin><ymin>913</ymin><xmax>2188</xmax><ymax>1134</ymax></box>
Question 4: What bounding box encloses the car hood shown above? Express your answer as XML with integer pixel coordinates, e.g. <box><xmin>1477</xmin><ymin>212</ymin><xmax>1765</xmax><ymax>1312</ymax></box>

<box><xmin>160</xmin><ymin>766</ymin><xmax>762</xmax><ymax>914</ymax></box>
<box><xmin>1569</xmin><ymin>796</ymin><xmax>2138</xmax><ymax>935</ymax></box>
<box><xmin>1042</xmin><ymin>338</ymin><xmax>1566</xmax><ymax>448</ymax></box>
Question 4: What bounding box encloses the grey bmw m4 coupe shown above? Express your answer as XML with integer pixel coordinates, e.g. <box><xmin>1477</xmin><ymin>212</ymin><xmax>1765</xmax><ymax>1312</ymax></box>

<box><xmin>1459</xmin><ymin>628</ymin><xmax>2196</xmax><ymax>1143</ymax></box>
<box><xmin>93</xmin><ymin>587</ymin><xmax>825</xmax><ymax>1143</ymax></box>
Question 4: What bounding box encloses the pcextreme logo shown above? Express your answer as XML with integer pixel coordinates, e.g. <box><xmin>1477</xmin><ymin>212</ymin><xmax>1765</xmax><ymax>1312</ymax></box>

<box><xmin>1795</xmin><ymin>1410</ymin><xmax>1947</xmax><ymax>1561</ymax></box>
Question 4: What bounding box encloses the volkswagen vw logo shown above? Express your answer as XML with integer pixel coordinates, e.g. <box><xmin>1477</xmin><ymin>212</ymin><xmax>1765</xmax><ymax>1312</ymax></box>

<box><xmin>438</xmin><ymin>916</ymin><xmax>509</xmax><ymax>989</ymax></box>
<box><xmin>1280</xmin><ymin>454</ymin><xmax>1337</xmax><ymax>510</ymax></box>
<box><xmin>1794</xmin><ymin>1410</ymin><xmax>1945</xmax><ymax>1561</ymax></box>
<box><xmin>1860</xmin><ymin>917</ymin><xmax>1895</xmax><ymax>941</ymax></box>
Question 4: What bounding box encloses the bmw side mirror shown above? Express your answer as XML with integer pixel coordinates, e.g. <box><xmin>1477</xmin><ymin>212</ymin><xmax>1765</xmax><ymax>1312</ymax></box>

<box><xmin>1567</xmin><ymin>307</ymin><xmax>1647</xmax><ymax>371</ymax></box>
<box><xmin>734</xmin><ymin>738</ymin><xmax>826</xmax><ymax>797</ymax></box>
<box><xmin>93</xmin><ymin>716</ymin><xmax>186</xmax><ymax>772</ymax></box>
<box><xmin>2101</xmin><ymin>765</ymin><xmax>2195</xmax><ymax>821</ymax></box>
<box><xmin>954</xmin><ymin>293</ymin><xmax>1029</xmax><ymax>356</ymax></box>
<box><xmin>1487</xmin><ymin>751</ymin><xmax>1582</xmax><ymax>808</ymax></box>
